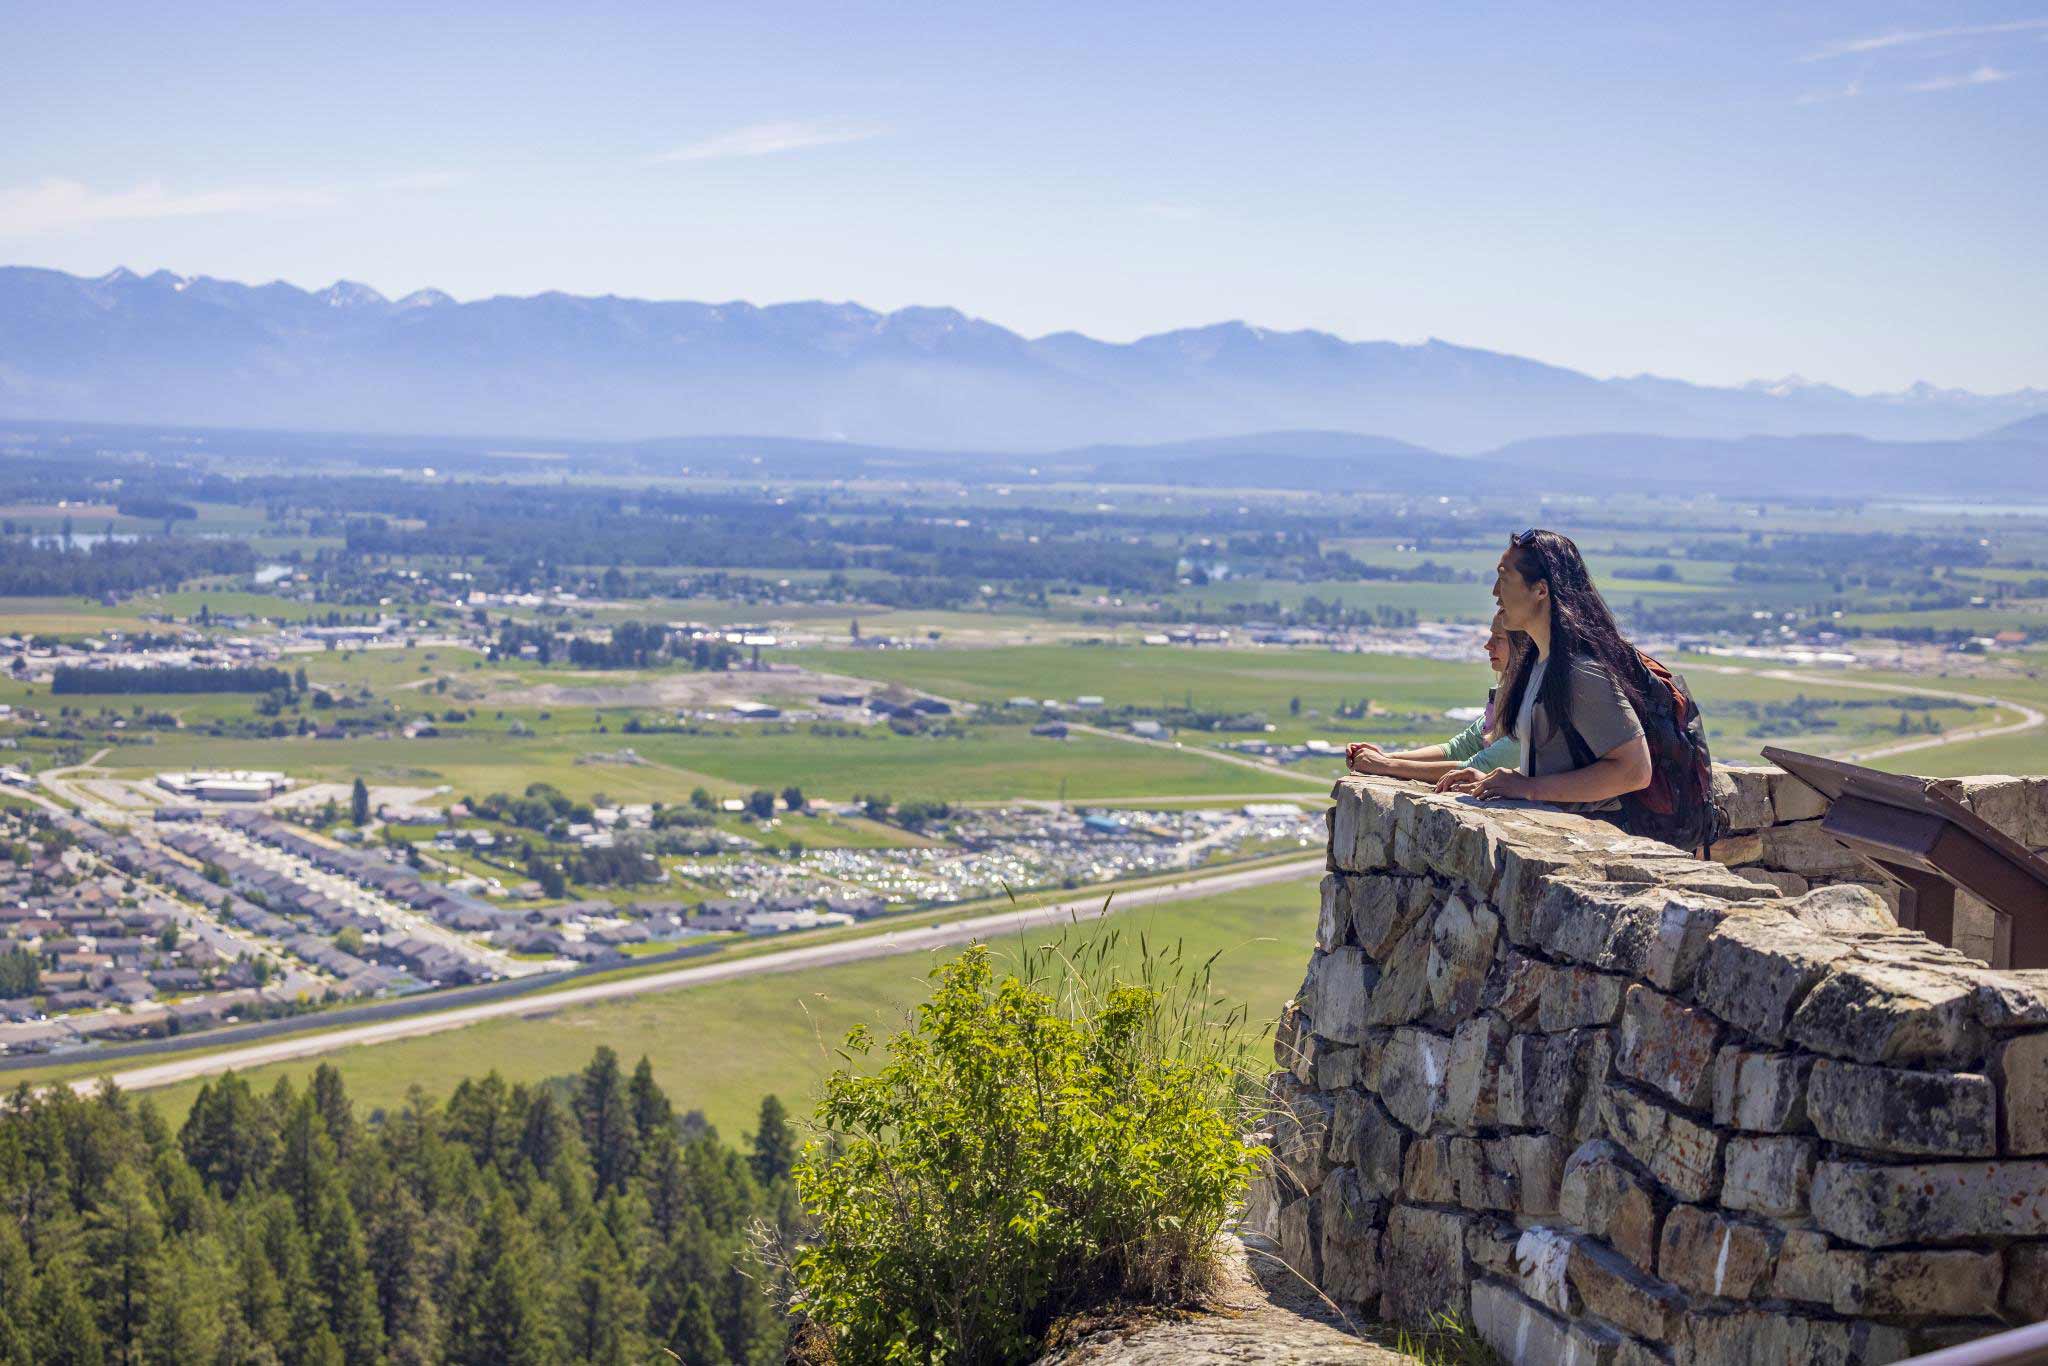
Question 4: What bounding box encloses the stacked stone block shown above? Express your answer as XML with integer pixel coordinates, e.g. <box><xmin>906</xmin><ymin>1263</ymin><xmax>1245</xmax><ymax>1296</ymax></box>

<box><xmin>1709</xmin><ymin>765</ymin><xmax>2048</xmax><ymax>967</ymax></box>
<box><xmin>1250</xmin><ymin>770</ymin><xmax>2048</xmax><ymax>1364</ymax></box>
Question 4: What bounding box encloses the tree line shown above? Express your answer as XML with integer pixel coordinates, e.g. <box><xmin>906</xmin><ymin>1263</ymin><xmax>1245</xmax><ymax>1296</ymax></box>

<box><xmin>0</xmin><ymin>538</ymin><xmax>256</xmax><ymax>597</ymax></box>
<box><xmin>0</xmin><ymin>1047</ymin><xmax>794</xmax><ymax>1364</ymax></box>
<box><xmin>50</xmin><ymin>665</ymin><xmax>292</xmax><ymax>696</ymax></box>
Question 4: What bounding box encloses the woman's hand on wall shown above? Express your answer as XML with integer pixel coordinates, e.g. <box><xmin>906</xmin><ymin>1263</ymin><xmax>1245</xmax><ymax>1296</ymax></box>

<box><xmin>1441</xmin><ymin>768</ymin><xmax>1532</xmax><ymax>800</ymax></box>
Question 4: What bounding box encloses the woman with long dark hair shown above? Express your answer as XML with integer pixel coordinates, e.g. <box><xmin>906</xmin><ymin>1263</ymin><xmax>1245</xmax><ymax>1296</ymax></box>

<box><xmin>1438</xmin><ymin>529</ymin><xmax>1653</xmax><ymax>811</ymax></box>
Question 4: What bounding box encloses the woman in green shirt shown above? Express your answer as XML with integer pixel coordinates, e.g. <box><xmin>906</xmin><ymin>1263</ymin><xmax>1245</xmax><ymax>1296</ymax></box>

<box><xmin>1346</xmin><ymin>613</ymin><xmax>1525</xmax><ymax>783</ymax></box>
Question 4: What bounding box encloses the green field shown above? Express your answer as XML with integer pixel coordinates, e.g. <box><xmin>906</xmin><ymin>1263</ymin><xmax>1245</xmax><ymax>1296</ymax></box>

<box><xmin>128</xmin><ymin>874</ymin><xmax>1321</xmax><ymax>1140</ymax></box>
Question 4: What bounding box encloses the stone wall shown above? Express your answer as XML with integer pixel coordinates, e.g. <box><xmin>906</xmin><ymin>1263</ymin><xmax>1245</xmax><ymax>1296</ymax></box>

<box><xmin>1249</xmin><ymin>767</ymin><xmax>2048</xmax><ymax>1364</ymax></box>
<box><xmin>1707</xmin><ymin>765</ymin><xmax>2048</xmax><ymax>968</ymax></box>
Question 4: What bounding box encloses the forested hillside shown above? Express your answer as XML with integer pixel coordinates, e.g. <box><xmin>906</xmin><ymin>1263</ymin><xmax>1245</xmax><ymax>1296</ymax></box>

<box><xmin>0</xmin><ymin>1050</ymin><xmax>793</xmax><ymax>1364</ymax></box>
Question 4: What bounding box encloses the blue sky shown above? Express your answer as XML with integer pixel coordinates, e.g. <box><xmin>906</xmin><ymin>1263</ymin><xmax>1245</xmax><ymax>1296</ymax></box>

<box><xmin>3</xmin><ymin>2</ymin><xmax>2043</xmax><ymax>392</ymax></box>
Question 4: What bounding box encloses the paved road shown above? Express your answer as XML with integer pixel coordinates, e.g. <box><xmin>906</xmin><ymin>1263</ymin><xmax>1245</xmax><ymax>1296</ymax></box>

<box><xmin>67</xmin><ymin>853</ymin><xmax>1327</xmax><ymax>1097</ymax></box>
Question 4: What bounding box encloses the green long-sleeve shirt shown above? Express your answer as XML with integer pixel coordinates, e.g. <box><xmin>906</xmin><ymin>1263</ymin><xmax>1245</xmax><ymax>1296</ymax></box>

<box><xmin>1443</xmin><ymin>719</ymin><xmax>1519</xmax><ymax>774</ymax></box>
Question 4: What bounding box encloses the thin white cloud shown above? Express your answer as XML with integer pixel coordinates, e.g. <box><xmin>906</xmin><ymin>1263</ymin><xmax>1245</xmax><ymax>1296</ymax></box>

<box><xmin>1909</xmin><ymin>64</ymin><xmax>2016</xmax><ymax>91</ymax></box>
<box><xmin>1796</xmin><ymin>78</ymin><xmax>1863</xmax><ymax>105</ymax></box>
<box><xmin>0</xmin><ymin>178</ymin><xmax>341</xmax><ymax>236</ymax></box>
<box><xmin>1802</xmin><ymin>17</ymin><xmax>2048</xmax><ymax>60</ymax></box>
<box><xmin>653</xmin><ymin>120</ymin><xmax>882</xmax><ymax>163</ymax></box>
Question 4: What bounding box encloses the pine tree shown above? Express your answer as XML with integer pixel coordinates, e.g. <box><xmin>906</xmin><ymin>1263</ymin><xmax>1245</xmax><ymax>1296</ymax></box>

<box><xmin>31</xmin><ymin>1267</ymin><xmax>105</xmax><ymax>1366</ymax></box>
<box><xmin>561</xmin><ymin>1222</ymin><xmax>649</xmax><ymax>1365</ymax></box>
<box><xmin>665</xmin><ymin>1282</ymin><xmax>729</xmax><ymax>1366</ymax></box>
<box><xmin>309</xmin><ymin>1184</ymin><xmax>384</xmax><ymax>1363</ymax></box>
<box><xmin>308</xmin><ymin>1063</ymin><xmax>357</xmax><ymax>1159</ymax></box>
<box><xmin>179</xmin><ymin>1073</ymin><xmax>278</xmax><ymax>1199</ymax></box>
<box><xmin>0</xmin><ymin>1216</ymin><xmax>36</xmax><ymax>1366</ymax></box>
<box><xmin>86</xmin><ymin>1164</ymin><xmax>160</xmax><ymax>1364</ymax></box>
<box><xmin>140</xmin><ymin>1235</ymin><xmax>229</xmax><ymax>1365</ymax></box>
<box><xmin>447</xmin><ymin>1191</ymin><xmax>564</xmax><ymax>1366</ymax></box>
<box><xmin>628</xmin><ymin>1055</ymin><xmax>672</xmax><ymax>1149</ymax></box>
<box><xmin>351</xmin><ymin>777</ymin><xmax>370</xmax><ymax>826</ymax></box>
<box><xmin>748</xmin><ymin>1095</ymin><xmax>795</xmax><ymax>1188</ymax></box>
<box><xmin>574</xmin><ymin>1047</ymin><xmax>635</xmax><ymax>1196</ymax></box>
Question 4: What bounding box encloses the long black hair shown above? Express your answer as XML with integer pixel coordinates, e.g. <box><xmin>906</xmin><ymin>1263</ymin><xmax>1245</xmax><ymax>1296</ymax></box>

<box><xmin>1498</xmin><ymin>529</ymin><xmax>1651</xmax><ymax>746</ymax></box>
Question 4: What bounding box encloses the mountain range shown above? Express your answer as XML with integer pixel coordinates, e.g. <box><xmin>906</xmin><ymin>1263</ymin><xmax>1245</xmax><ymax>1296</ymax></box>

<box><xmin>3</xmin><ymin>265</ymin><xmax>2044</xmax><ymax>454</ymax></box>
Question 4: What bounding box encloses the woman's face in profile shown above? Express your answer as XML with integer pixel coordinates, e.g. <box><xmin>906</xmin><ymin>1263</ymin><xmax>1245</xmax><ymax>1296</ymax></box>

<box><xmin>1484</xmin><ymin>627</ymin><xmax>1509</xmax><ymax>672</ymax></box>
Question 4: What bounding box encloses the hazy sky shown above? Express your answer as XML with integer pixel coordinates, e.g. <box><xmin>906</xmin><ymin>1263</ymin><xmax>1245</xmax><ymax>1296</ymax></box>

<box><xmin>4</xmin><ymin>2</ymin><xmax>2044</xmax><ymax>392</ymax></box>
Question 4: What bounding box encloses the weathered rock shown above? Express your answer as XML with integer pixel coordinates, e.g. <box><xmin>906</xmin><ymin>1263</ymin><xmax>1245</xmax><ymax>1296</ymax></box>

<box><xmin>1440</xmin><ymin>1013</ymin><xmax>1504</xmax><ymax>1130</ymax></box>
<box><xmin>1466</xmin><ymin>1216</ymin><xmax>1520</xmax><ymax>1279</ymax></box>
<box><xmin>1401</xmin><ymin>1136</ymin><xmax>1457</xmax><ymax>1204</ymax></box>
<box><xmin>1599</xmin><ymin>1082</ymin><xmax>1724</xmax><ymax>1203</ymax></box>
<box><xmin>1712</xmin><ymin>1046</ymin><xmax>1812</xmax><ymax>1133</ymax></box>
<box><xmin>1707</xmin><ymin>831</ymin><xmax>1765</xmax><ymax>865</ymax></box>
<box><xmin>1349</xmin><ymin>875</ymin><xmax>1420</xmax><ymax>960</ymax></box>
<box><xmin>1616</xmin><ymin>983</ymin><xmax>1723</xmax><ymax>1110</ymax></box>
<box><xmin>1711</xmin><ymin>765</ymin><xmax>1775</xmax><ymax>833</ymax></box>
<box><xmin>1500</xmin><ymin>1132</ymin><xmax>1566</xmax><ymax>1217</ymax></box>
<box><xmin>1493</xmin><ymin>840</ymin><xmax>1584</xmax><ymax>945</ymax></box>
<box><xmin>1775</xmin><ymin>1231</ymin><xmax>2002</xmax><ymax>1318</ymax></box>
<box><xmin>1732</xmin><ymin>866</ymin><xmax>1809</xmax><ymax>896</ymax></box>
<box><xmin>1483</xmin><ymin>952</ymin><xmax>1626</xmax><ymax>1032</ymax></box>
<box><xmin>1317</xmin><ymin>874</ymin><xmax>1353</xmax><ymax>950</ymax></box>
<box><xmin>1423</xmin><ymin>895</ymin><xmax>1498</xmax><ymax>1024</ymax></box>
<box><xmin>1316</xmin><ymin>1166</ymin><xmax>1384</xmax><ymax>1308</ymax></box>
<box><xmin>1558</xmin><ymin>1139</ymin><xmax>1663</xmax><ymax>1274</ymax></box>
<box><xmin>1376</xmin><ymin>1027</ymin><xmax>1453</xmax><ymax>1134</ymax></box>
<box><xmin>1566</xmin><ymin>1234</ymin><xmax>1683</xmax><ymax>1341</ymax></box>
<box><xmin>1760</xmin><ymin>820</ymin><xmax>1864</xmax><ymax>878</ymax></box>
<box><xmin>1721</xmin><ymin>1135</ymin><xmax>1816</xmax><ymax>1218</ymax></box>
<box><xmin>1510</xmin><ymin>1226</ymin><xmax>1576</xmax><ymax>1316</ymax></box>
<box><xmin>1657</xmin><ymin>1205</ymin><xmax>1780</xmax><ymax>1301</ymax></box>
<box><xmin>1362</xmin><ymin>902</ymin><xmax>1436</xmax><ymax>1027</ymax></box>
<box><xmin>1242</xmin><ymin>1174</ymin><xmax>1282</xmax><ymax>1239</ymax></box>
<box><xmin>1680</xmin><ymin>1310</ymin><xmax>1909</xmax><ymax>1366</ymax></box>
<box><xmin>1277</xmin><ymin>1192</ymin><xmax>1322</xmax><ymax>1283</ymax></box>
<box><xmin>1500</xmin><ymin>1029</ymin><xmax>1611</xmax><ymax>1140</ymax></box>
<box><xmin>1379</xmin><ymin>1205</ymin><xmax>1468</xmax><ymax>1326</ymax></box>
<box><xmin>1773</xmin><ymin>1228</ymin><xmax>1845</xmax><ymax>1306</ymax></box>
<box><xmin>2005</xmin><ymin>1243</ymin><xmax>2048</xmax><ymax>1322</ymax></box>
<box><xmin>1450</xmin><ymin>1138</ymin><xmax>1513</xmax><ymax>1211</ymax></box>
<box><xmin>1531</xmin><ymin>881</ymin><xmax>1726</xmax><ymax>990</ymax></box>
<box><xmin>1783</xmin><ymin>883</ymin><xmax>1896</xmax><ymax>935</ymax></box>
<box><xmin>1329</xmin><ymin>777</ymin><xmax>1399</xmax><ymax>873</ymax></box>
<box><xmin>1691</xmin><ymin>910</ymin><xmax>1850</xmax><ymax>1045</ymax></box>
<box><xmin>1992</xmin><ymin>1031</ymin><xmax>2048</xmax><ymax>1154</ymax></box>
<box><xmin>1789</xmin><ymin>960</ymin><xmax>1989</xmax><ymax>1068</ymax></box>
<box><xmin>1300</xmin><ymin>946</ymin><xmax>1376</xmax><ymax>1046</ymax></box>
<box><xmin>1849</xmin><ymin>1250</ymin><xmax>2003</xmax><ymax>1317</ymax></box>
<box><xmin>1314</xmin><ymin>1042</ymin><xmax>1361</xmax><ymax>1092</ymax></box>
<box><xmin>1807</xmin><ymin>1058</ymin><xmax>1997</xmax><ymax>1157</ymax></box>
<box><xmin>1268</xmin><ymin>1074</ymin><xmax>1335</xmax><ymax>1198</ymax></box>
<box><xmin>1328</xmin><ymin>1091</ymin><xmax>1406</xmax><ymax>1200</ymax></box>
<box><xmin>1274</xmin><ymin>1003</ymin><xmax>1306</xmax><ymax>1074</ymax></box>
<box><xmin>1813</xmin><ymin>1159</ymin><xmax>2048</xmax><ymax>1246</ymax></box>
<box><xmin>1941</xmin><ymin>775</ymin><xmax>2037</xmax><ymax>844</ymax></box>
<box><xmin>1769</xmin><ymin>769</ymin><xmax>1831</xmax><ymax>824</ymax></box>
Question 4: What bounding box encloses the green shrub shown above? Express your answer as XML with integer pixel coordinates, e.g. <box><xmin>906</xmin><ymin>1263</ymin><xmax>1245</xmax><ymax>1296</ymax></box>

<box><xmin>789</xmin><ymin>928</ymin><xmax>1264</xmax><ymax>1363</ymax></box>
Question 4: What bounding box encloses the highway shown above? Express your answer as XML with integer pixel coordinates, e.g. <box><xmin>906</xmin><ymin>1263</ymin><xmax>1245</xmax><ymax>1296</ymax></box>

<box><xmin>66</xmin><ymin>851</ymin><xmax>1326</xmax><ymax>1096</ymax></box>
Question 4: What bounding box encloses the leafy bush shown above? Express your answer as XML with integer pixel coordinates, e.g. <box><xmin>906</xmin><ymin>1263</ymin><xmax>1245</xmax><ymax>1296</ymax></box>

<box><xmin>789</xmin><ymin>928</ymin><xmax>1263</xmax><ymax>1363</ymax></box>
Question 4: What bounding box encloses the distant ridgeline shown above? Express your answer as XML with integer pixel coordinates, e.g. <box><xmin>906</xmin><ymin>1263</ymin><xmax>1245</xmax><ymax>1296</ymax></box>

<box><xmin>50</xmin><ymin>664</ymin><xmax>291</xmax><ymax>695</ymax></box>
<box><xmin>1253</xmin><ymin>767</ymin><xmax>2048</xmax><ymax>1362</ymax></box>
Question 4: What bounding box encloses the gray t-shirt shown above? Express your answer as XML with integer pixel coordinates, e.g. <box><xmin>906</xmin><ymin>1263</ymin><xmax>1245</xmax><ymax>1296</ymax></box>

<box><xmin>1514</xmin><ymin>653</ymin><xmax>1645</xmax><ymax>812</ymax></box>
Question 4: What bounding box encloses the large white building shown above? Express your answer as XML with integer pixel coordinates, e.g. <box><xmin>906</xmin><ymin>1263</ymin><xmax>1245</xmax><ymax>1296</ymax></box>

<box><xmin>155</xmin><ymin>770</ymin><xmax>290</xmax><ymax>802</ymax></box>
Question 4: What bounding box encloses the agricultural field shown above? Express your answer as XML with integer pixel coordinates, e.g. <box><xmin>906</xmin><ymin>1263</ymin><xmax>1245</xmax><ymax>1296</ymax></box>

<box><xmin>127</xmin><ymin>873</ymin><xmax>1322</xmax><ymax>1140</ymax></box>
